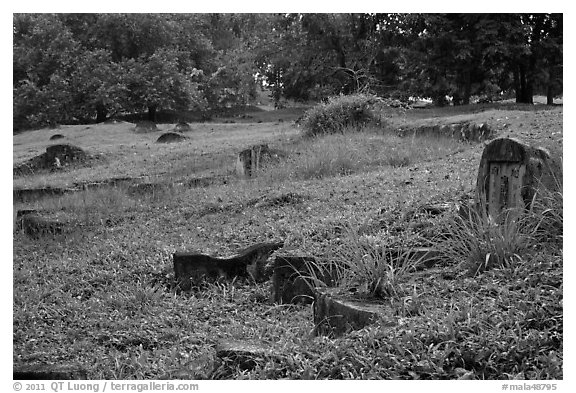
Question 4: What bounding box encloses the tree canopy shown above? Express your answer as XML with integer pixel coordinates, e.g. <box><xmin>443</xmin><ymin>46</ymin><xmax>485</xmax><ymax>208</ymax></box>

<box><xmin>13</xmin><ymin>13</ymin><xmax>562</xmax><ymax>130</ymax></box>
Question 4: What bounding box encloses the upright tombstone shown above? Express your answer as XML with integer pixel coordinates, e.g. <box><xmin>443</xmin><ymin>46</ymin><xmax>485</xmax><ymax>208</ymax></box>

<box><xmin>476</xmin><ymin>137</ymin><xmax>561</xmax><ymax>221</ymax></box>
<box><xmin>235</xmin><ymin>144</ymin><xmax>270</xmax><ymax>178</ymax></box>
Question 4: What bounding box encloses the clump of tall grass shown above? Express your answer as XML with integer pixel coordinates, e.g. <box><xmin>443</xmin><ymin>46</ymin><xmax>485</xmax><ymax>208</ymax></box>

<box><xmin>527</xmin><ymin>177</ymin><xmax>563</xmax><ymax>245</ymax></box>
<box><xmin>326</xmin><ymin>225</ymin><xmax>427</xmax><ymax>299</ymax></box>
<box><xmin>300</xmin><ymin>93</ymin><xmax>380</xmax><ymax>137</ymax></box>
<box><xmin>437</xmin><ymin>181</ymin><xmax>563</xmax><ymax>275</ymax></box>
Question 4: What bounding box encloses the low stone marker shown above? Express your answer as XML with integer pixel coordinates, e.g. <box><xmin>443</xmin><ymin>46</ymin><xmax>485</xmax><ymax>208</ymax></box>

<box><xmin>313</xmin><ymin>288</ymin><xmax>397</xmax><ymax>337</ymax></box>
<box><xmin>271</xmin><ymin>256</ymin><xmax>335</xmax><ymax>304</ymax></box>
<box><xmin>235</xmin><ymin>144</ymin><xmax>271</xmax><ymax>178</ymax></box>
<box><xmin>476</xmin><ymin>137</ymin><xmax>562</xmax><ymax>221</ymax></box>
<box><xmin>14</xmin><ymin>363</ymin><xmax>87</xmax><ymax>380</ymax></box>
<box><xmin>398</xmin><ymin>121</ymin><xmax>493</xmax><ymax>142</ymax></box>
<box><xmin>173</xmin><ymin>241</ymin><xmax>284</xmax><ymax>290</ymax></box>
<box><xmin>15</xmin><ymin>212</ymin><xmax>65</xmax><ymax>238</ymax></box>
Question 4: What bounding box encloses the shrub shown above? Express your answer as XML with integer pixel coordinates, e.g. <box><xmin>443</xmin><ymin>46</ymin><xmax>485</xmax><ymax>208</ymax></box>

<box><xmin>300</xmin><ymin>93</ymin><xmax>380</xmax><ymax>137</ymax></box>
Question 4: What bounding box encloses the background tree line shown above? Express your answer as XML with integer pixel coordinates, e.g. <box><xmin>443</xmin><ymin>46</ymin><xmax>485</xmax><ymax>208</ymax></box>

<box><xmin>13</xmin><ymin>13</ymin><xmax>562</xmax><ymax>131</ymax></box>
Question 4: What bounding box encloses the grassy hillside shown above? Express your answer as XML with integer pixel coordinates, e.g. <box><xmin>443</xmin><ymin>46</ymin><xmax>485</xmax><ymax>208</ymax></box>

<box><xmin>13</xmin><ymin>103</ymin><xmax>563</xmax><ymax>379</ymax></box>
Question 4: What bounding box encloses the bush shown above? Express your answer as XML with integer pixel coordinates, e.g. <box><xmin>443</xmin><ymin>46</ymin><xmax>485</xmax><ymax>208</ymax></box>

<box><xmin>300</xmin><ymin>93</ymin><xmax>380</xmax><ymax>137</ymax></box>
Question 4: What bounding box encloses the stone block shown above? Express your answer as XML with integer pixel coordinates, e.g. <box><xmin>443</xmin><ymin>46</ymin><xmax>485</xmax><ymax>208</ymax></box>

<box><xmin>313</xmin><ymin>288</ymin><xmax>397</xmax><ymax>337</ymax></box>
<box><xmin>15</xmin><ymin>213</ymin><xmax>64</xmax><ymax>238</ymax></box>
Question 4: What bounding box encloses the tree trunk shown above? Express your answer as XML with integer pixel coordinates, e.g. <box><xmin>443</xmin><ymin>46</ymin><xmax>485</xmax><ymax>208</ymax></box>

<box><xmin>95</xmin><ymin>103</ymin><xmax>107</xmax><ymax>123</ymax></box>
<box><xmin>515</xmin><ymin>63</ymin><xmax>534</xmax><ymax>104</ymax></box>
<box><xmin>463</xmin><ymin>65</ymin><xmax>471</xmax><ymax>105</ymax></box>
<box><xmin>147</xmin><ymin>105</ymin><xmax>157</xmax><ymax>122</ymax></box>
<box><xmin>547</xmin><ymin>66</ymin><xmax>555</xmax><ymax>105</ymax></box>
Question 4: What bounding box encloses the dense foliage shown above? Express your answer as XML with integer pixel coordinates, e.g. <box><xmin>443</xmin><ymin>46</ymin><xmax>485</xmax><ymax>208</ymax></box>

<box><xmin>13</xmin><ymin>13</ymin><xmax>562</xmax><ymax>130</ymax></box>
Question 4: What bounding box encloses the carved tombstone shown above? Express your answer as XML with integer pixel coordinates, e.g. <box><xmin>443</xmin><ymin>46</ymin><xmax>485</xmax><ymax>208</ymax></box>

<box><xmin>476</xmin><ymin>137</ymin><xmax>561</xmax><ymax>221</ymax></box>
<box><xmin>235</xmin><ymin>144</ymin><xmax>270</xmax><ymax>178</ymax></box>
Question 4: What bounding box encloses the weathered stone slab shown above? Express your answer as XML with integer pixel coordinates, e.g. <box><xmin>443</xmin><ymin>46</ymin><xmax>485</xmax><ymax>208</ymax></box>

<box><xmin>398</xmin><ymin>122</ymin><xmax>493</xmax><ymax>142</ymax></box>
<box><xmin>174</xmin><ymin>241</ymin><xmax>284</xmax><ymax>290</ymax></box>
<box><xmin>13</xmin><ymin>363</ymin><xmax>87</xmax><ymax>380</ymax></box>
<box><xmin>216</xmin><ymin>340</ymin><xmax>284</xmax><ymax>371</ymax></box>
<box><xmin>14</xmin><ymin>212</ymin><xmax>65</xmax><ymax>238</ymax></box>
<box><xmin>313</xmin><ymin>288</ymin><xmax>397</xmax><ymax>337</ymax></box>
<box><xmin>476</xmin><ymin>137</ymin><xmax>562</xmax><ymax>221</ymax></box>
<box><xmin>235</xmin><ymin>144</ymin><xmax>270</xmax><ymax>178</ymax></box>
<box><xmin>13</xmin><ymin>187</ymin><xmax>71</xmax><ymax>203</ymax></box>
<box><xmin>271</xmin><ymin>256</ymin><xmax>335</xmax><ymax>304</ymax></box>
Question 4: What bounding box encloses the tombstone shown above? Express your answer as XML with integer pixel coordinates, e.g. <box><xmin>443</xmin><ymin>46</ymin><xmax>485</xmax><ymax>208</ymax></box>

<box><xmin>475</xmin><ymin>137</ymin><xmax>561</xmax><ymax>221</ymax></box>
<box><xmin>235</xmin><ymin>144</ymin><xmax>270</xmax><ymax>178</ymax></box>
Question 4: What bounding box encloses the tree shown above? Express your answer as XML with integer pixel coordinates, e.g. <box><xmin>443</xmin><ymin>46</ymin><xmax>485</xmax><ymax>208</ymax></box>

<box><xmin>122</xmin><ymin>49</ymin><xmax>205</xmax><ymax>121</ymax></box>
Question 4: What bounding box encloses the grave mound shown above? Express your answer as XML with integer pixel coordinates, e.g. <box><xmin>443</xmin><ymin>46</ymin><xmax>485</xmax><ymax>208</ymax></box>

<box><xmin>13</xmin><ymin>144</ymin><xmax>88</xmax><ymax>176</ymax></box>
<box><xmin>134</xmin><ymin>120</ymin><xmax>158</xmax><ymax>133</ymax></box>
<box><xmin>156</xmin><ymin>132</ymin><xmax>188</xmax><ymax>143</ymax></box>
<box><xmin>173</xmin><ymin>122</ymin><xmax>192</xmax><ymax>132</ymax></box>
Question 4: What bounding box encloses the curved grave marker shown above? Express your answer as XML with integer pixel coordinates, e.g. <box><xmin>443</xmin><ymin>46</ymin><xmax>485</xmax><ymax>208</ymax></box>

<box><xmin>475</xmin><ymin>137</ymin><xmax>561</xmax><ymax>221</ymax></box>
<box><xmin>173</xmin><ymin>241</ymin><xmax>284</xmax><ymax>290</ymax></box>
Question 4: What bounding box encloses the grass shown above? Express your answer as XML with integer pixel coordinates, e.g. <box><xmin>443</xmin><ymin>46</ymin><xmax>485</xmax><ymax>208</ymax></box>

<box><xmin>12</xmin><ymin>104</ymin><xmax>563</xmax><ymax>379</ymax></box>
<box><xmin>256</xmin><ymin>128</ymin><xmax>465</xmax><ymax>182</ymax></box>
<box><xmin>324</xmin><ymin>223</ymin><xmax>428</xmax><ymax>299</ymax></box>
